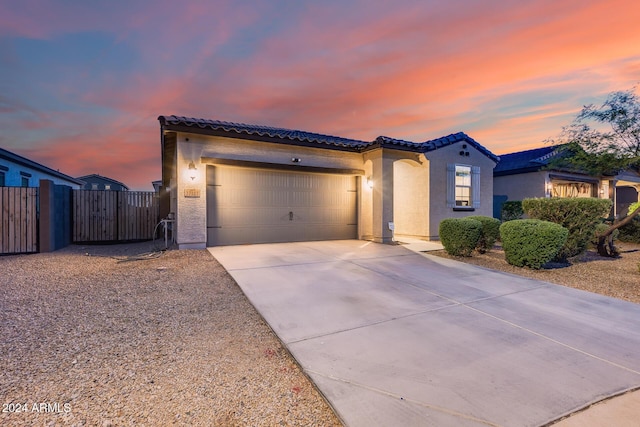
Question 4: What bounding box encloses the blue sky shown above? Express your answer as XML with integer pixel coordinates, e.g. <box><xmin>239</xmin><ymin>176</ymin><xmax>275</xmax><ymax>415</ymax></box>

<box><xmin>1</xmin><ymin>0</ymin><xmax>639</xmax><ymax>189</ymax></box>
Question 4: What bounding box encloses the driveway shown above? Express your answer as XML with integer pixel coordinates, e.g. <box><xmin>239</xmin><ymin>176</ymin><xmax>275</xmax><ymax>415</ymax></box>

<box><xmin>209</xmin><ymin>240</ymin><xmax>640</xmax><ymax>426</ymax></box>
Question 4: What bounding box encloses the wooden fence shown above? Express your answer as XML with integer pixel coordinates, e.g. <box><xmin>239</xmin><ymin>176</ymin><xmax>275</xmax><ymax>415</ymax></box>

<box><xmin>72</xmin><ymin>190</ymin><xmax>159</xmax><ymax>242</ymax></box>
<box><xmin>0</xmin><ymin>187</ymin><xmax>38</xmax><ymax>254</ymax></box>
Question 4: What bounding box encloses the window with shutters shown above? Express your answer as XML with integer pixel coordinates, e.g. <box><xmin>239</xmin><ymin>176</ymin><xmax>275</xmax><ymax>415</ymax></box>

<box><xmin>447</xmin><ymin>164</ymin><xmax>480</xmax><ymax>210</ymax></box>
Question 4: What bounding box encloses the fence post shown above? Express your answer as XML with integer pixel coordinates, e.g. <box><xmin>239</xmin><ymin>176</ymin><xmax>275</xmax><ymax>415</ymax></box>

<box><xmin>39</xmin><ymin>179</ymin><xmax>53</xmax><ymax>252</ymax></box>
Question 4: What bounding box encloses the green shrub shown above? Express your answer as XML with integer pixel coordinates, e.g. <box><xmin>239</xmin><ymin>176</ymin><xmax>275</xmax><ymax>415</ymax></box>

<box><xmin>619</xmin><ymin>202</ymin><xmax>640</xmax><ymax>243</ymax></box>
<box><xmin>618</xmin><ymin>216</ymin><xmax>640</xmax><ymax>243</ymax></box>
<box><xmin>501</xmin><ymin>201</ymin><xmax>524</xmax><ymax>221</ymax></box>
<box><xmin>522</xmin><ymin>197</ymin><xmax>612</xmax><ymax>261</ymax></box>
<box><xmin>592</xmin><ymin>222</ymin><xmax>619</xmax><ymax>247</ymax></box>
<box><xmin>467</xmin><ymin>216</ymin><xmax>501</xmax><ymax>253</ymax></box>
<box><xmin>439</xmin><ymin>218</ymin><xmax>482</xmax><ymax>257</ymax></box>
<box><xmin>500</xmin><ymin>220</ymin><xmax>569</xmax><ymax>269</ymax></box>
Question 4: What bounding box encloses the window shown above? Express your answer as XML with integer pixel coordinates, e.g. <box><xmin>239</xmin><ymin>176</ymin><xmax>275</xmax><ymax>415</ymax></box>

<box><xmin>20</xmin><ymin>171</ymin><xmax>31</xmax><ymax>188</ymax></box>
<box><xmin>105</xmin><ymin>184</ymin><xmax>111</xmax><ymax>190</ymax></box>
<box><xmin>455</xmin><ymin>165</ymin><xmax>471</xmax><ymax>206</ymax></box>
<box><xmin>0</xmin><ymin>171</ymin><xmax>5</xmax><ymax>187</ymax></box>
<box><xmin>447</xmin><ymin>164</ymin><xmax>480</xmax><ymax>209</ymax></box>
<box><xmin>91</xmin><ymin>183</ymin><xmax>99</xmax><ymax>190</ymax></box>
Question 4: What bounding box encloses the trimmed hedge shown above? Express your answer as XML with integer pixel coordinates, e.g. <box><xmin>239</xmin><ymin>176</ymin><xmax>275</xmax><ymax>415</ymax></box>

<box><xmin>439</xmin><ymin>218</ymin><xmax>482</xmax><ymax>257</ymax></box>
<box><xmin>467</xmin><ymin>216</ymin><xmax>501</xmax><ymax>253</ymax></box>
<box><xmin>500</xmin><ymin>220</ymin><xmax>568</xmax><ymax>269</ymax></box>
<box><xmin>522</xmin><ymin>197</ymin><xmax>611</xmax><ymax>260</ymax></box>
<box><xmin>501</xmin><ymin>201</ymin><xmax>524</xmax><ymax>221</ymax></box>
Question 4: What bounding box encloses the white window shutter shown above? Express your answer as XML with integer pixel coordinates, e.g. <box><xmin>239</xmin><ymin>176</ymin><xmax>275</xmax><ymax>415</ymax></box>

<box><xmin>446</xmin><ymin>164</ymin><xmax>455</xmax><ymax>208</ymax></box>
<box><xmin>472</xmin><ymin>166</ymin><xmax>481</xmax><ymax>208</ymax></box>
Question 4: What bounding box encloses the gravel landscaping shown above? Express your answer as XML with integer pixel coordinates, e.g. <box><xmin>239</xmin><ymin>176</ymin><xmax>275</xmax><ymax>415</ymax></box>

<box><xmin>3</xmin><ymin>239</ymin><xmax>638</xmax><ymax>426</ymax></box>
<box><xmin>1</xmin><ymin>242</ymin><xmax>342</xmax><ymax>426</ymax></box>
<box><xmin>429</xmin><ymin>241</ymin><xmax>640</xmax><ymax>304</ymax></box>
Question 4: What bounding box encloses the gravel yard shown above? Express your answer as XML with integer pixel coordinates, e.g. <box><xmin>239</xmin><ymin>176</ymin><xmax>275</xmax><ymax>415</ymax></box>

<box><xmin>429</xmin><ymin>241</ymin><xmax>640</xmax><ymax>304</ymax></box>
<box><xmin>3</xmin><ymin>240</ymin><xmax>638</xmax><ymax>426</ymax></box>
<box><xmin>1</xmin><ymin>242</ymin><xmax>342</xmax><ymax>426</ymax></box>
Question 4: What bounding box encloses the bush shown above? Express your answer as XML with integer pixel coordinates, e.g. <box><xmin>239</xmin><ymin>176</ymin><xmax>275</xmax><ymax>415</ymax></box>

<box><xmin>592</xmin><ymin>222</ymin><xmax>619</xmax><ymax>246</ymax></box>
<box><xmin>439</xmin><ymin>218</ymin><xmax>482</xmax><ymax>257</ymax></box>
<box><xmin>500</xmin><ymin>220</ymin><xmax>569</xmax><ymax>269</ymax></box>
<box><xmin>618</xmin><ymin>216</ymin><xmax>640</xmax><ymax>243</ymax></box>
<box><xmin>501</xmin><ymin>201</ymin><xmax>524</xmax><ymax>221</ymax></box>
<box><xmin>467</xmin><ymin>216</ymin><xmax>501</xmax><ymax>253</ymax></box>
<box><xmin>522</xmin><ymin>197</ymin><xmax>612</xmax><ymax>261</ymax></box>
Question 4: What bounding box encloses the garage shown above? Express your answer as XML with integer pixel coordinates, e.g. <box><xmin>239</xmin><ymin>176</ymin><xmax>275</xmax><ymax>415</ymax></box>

<box><xmin>206</xmin><ymin>165</ymin><xmax>357</xmax><ymax>246</ymax></box>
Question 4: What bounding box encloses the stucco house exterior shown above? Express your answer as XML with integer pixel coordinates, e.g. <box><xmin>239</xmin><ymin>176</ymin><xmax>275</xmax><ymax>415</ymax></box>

<box><xmin>159</xmin><ymin>115</ymin><xmax>499</xmax><ymax>249</ymax></box>
<box><xmin>0</xmin><ymin>147</ymin><xmax>83</xmax><ymax>189</ymax></box>
<box><xmin>494</xmin><ymin>145</ymin><xmax>640</xmax><ymax>218</ymax></box>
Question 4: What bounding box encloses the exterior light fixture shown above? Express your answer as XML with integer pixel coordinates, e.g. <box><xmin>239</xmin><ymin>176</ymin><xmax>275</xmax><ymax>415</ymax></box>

<box><xmin>546</xmin><ymin>182</ymin><xmax>553</xmax><ymax>197</ymax></box>
<box><xmin>366</xmin><ymin>177</ymin><xmax>373</xmax><ymax>189</ymax></box>
<box><xmin>188</xmin><ymin>161</ymin><xmax>197</xmax><ymax>180</ymax></box>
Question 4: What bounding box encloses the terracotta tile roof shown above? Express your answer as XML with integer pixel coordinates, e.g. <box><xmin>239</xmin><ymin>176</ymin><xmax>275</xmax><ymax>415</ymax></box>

<box><xmin>158</xmin><ymin>115</ymin><xmax>498</xmax><ymax>161</ymax></box>
<box><xmin>158</xmin><ymin>115</ymin><xmax>369</xmax><ymax>150</ymax></box>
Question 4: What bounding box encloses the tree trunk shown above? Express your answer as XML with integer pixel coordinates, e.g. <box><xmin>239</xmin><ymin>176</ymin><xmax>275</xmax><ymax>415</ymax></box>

<box><xmin>596</xmin><ymin>207</ymin><xmax>640</xmax><ymax>257</ymax></box>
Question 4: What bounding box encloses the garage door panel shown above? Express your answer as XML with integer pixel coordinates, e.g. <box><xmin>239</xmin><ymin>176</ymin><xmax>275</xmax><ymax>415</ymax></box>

<box><xmin>207</xmin><ymin>165</ymin><xmax>357</xmax><ymax>246</ymax></box>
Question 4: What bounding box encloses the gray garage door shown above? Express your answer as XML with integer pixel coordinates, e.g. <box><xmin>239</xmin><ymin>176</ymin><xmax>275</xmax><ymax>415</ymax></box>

<box><xmin>206</xmin><ymin>165</ymin><xmax>357</xmax><ymax>246</ymax></box>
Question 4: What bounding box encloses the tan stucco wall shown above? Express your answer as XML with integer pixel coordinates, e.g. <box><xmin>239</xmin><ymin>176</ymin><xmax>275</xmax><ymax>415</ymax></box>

<box><xmin>494</xmin><ymin>171</ymin><xmax>548</xmax><ymax>201</ymax></box>
<box><xmin>169</xmin><ymin>131</ymin><xmax>496</xmax><ymax>246</ymax></box>
<box><xmin>173</xmin><ymin>132</ymin><xmax>368</xmax><ymax>248</ymax></box>
<box><xmin>359</xmin><ymin>160</ymin><xmax>374</xmax><ymax>240</ymax></box>
<box><xmin>393</xmin><ymin>157</ymin><xmax>430</xmax><ymax>238</ymax></box>
<box><xmin>426</xmin><ymin>142</ymin><xmax>497</xmax><ymax>240</ymax></box>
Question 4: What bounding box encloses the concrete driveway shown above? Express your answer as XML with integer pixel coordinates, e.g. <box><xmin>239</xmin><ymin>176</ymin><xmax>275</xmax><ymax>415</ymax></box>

<box><xmin>209</xmin><ymin>240</ymin><xmax>640</xmax><ymax>426</ymax></box>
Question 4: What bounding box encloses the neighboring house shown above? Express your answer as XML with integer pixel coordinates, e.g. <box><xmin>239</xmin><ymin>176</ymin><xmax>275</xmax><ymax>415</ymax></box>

<box><xmin>76</xmin><ymin>174</ymin><xmax>129</xmax><ymax>191</ymax></box>
<box><xmin>159</xmin><ymin>115</ymin><xmax>499</xmax><ymax>249</ymax></box>
<box><xmin>493</xmin><ymin>145</ymin><xmax>640</xmax><ymax>218</ymax></box>
<box><xmin>0</xmin><ymin>147</ymin><xmax>83</xmax><ymax>189</ymax></box>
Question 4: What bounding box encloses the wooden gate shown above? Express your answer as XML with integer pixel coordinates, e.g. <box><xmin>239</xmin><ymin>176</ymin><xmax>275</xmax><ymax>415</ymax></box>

<box><xmin>73</xmin><ymin>190</ymin><xmax>159</xmax><ymax>242</ymax></box>
<box><xmin>0</xmin><ymin>187</ymin><xmax>38</xmax><ymax>254</ymax></box>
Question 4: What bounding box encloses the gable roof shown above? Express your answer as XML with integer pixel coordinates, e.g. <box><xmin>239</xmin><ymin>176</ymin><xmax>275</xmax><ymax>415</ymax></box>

<box><xmin>0</xmin><ymin>147</ymin><xmax>84</xmax><ymax>185</ymax></box>
<box><xmin>494</xmin><ymin>145</ymin><xmax>566</xmax><ymax>176</ymax></box>
<box><xmin>158</xmin><ymin>115</ymin><xmax>499</xmax><ymax>162</ymax></box>
<box><xmin>76</xmin><ymin>174</ymin><xmax>129</xmax><ymax>190</ymax></box>
<box><xmin>376</xmin><ymin>132</ymin><xmax>499</xmax><ymax>161</ymax></box>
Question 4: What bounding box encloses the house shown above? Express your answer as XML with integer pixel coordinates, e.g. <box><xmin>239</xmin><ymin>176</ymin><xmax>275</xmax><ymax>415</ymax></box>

<box><xmin>76</xmin><ymin>174</ymin><xmax>129</xmax><ymax>191</ymax></box>
<box><xmin>493</xmin><ymin>145</ymin><xmax>640</xmax><ymax>218</ymax></box>
<box><xmin>158</xmin><ymin>115</ymin><xmax>499</xmax><ymax>249</ymax></box>
<box><xmin>0</xmin><ymin>147</ymin><xmax>83</xmax><ymax>189</ymax></box>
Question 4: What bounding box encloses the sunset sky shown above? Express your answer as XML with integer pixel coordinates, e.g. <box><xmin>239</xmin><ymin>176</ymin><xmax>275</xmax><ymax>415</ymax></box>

<box><xmin>1</xmin><ymin>0</ymin><xmax>639</xmax><ymax>190</ymax></box>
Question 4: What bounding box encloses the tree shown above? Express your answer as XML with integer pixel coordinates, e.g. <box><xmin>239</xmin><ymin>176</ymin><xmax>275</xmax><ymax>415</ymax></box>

<box><xmin>549</xmin><ymin>87</ymin><xmax>640</xmax><ymax>257</ymax></box>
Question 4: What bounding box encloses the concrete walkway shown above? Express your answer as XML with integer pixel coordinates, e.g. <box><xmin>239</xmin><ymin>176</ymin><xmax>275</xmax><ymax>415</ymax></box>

<box><xmin>208</xmin><ymin>240</ymin><xmax>640</xmax><ymax>426</ymax></box>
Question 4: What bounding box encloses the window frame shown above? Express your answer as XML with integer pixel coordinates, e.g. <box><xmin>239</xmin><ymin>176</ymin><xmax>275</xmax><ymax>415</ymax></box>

<box><xmin>447</xmin><ymin>163</ymin><xmax>481</xmax><ymax>210</ymax></box>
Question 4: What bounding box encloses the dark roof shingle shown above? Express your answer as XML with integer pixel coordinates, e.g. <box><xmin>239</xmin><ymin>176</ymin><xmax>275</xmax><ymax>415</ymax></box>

<box><xmin>494</xmin><ymin>146</ymin><xmax>563</xmax><ymax>175</ymax></box>
<box><xmin>158</xmin><ymin>115</ymin><xmax>369</xmax><ymax>150</ymax></box>
<box><xmin>158</xmin><ymin>115</ymin><xmax>498</xmax><ymax>161</ymax></box>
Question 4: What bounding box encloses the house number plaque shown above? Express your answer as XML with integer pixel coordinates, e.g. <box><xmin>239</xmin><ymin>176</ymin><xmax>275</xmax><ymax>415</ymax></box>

<box><xmin>184</xmin><ymin>188</ymin><xmax>201</xmax><ymax>198</ymax></box>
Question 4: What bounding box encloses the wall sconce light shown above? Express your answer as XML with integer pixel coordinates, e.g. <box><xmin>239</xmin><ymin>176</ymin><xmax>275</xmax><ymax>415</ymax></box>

<box><xmin>366</xmin><ymin>177</ymin><xmax>374</xmax><ymax>189</ymax></box>
<box><xmin>188</xmin><ymin>161</ymin><xmax>197</xmax><ymax>180</ymax></box>
<box><xmin>546</xmin><ymin>182</ymin><xmax>553</xmax><ymax>196</ymax></box>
